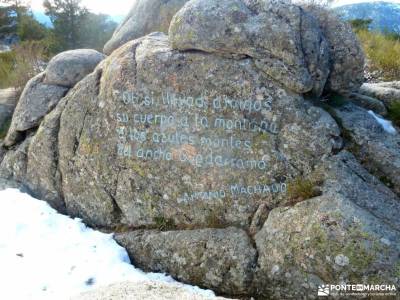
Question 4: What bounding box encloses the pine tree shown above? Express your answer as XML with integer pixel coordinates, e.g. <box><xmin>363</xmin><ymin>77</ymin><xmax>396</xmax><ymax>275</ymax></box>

<box><xmin>43</xmin><ymin>0</ymin><xmax>89</xmax><ymax>50</ymax></box>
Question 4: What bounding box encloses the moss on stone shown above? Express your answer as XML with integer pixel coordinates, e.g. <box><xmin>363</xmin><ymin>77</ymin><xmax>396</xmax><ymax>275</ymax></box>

<box><xmin>395</xmin><ymin>262</ymin><xmax>400</xmax><ymax>278</ymax></box>
<box><xmin>154</xmin><ymin>216</ymin><xmax>176</xmax><ymax>231</ymax></box>
<box><xmin>131</xmin><ymin>162</ymin><xmax>146</xmax><ymax>177</ymax></box>
<box><xmin>379</xmin><ymin>175</ymin><xmax>395</xmax><ymax>189</ymax></box>
<box><xmin>287</xmin><ymin>178</ymin><xmax>321</xmax><ymax>205</ymax></box>
<box><xmin>306</xmin><ymin>221</ymin><xmax>387</xmax><ymax>283</ymax></box>
<box><xmin>252</xmin><ymin>132</ymin><xmax>269</xmax><ymax>150</ymax></box>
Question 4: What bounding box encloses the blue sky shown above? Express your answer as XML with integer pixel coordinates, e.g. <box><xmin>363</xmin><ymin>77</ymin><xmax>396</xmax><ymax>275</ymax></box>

<box><xmin>28</xmin><ymin>0</ymin><xmax>400</xmax><ymax>15</ymax></box>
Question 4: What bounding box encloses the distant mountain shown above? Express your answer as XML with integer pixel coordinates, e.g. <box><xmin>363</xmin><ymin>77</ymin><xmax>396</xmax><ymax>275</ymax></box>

<box><xmin>335</xmin><ymin>1</ymin><xmax>400</xmax><ymax>33</ymax></box>
<box><xmin>33</xmin><ymin>11</ymin><xmax>52</xmax><ymax>27</ymax></box>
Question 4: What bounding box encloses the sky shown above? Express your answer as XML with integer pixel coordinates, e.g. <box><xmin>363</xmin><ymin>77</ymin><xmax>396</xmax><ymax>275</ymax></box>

<box><xmin>27</xmin><ymin>0</ymin><xmax>400</xmax><ymax>15</ymax></box>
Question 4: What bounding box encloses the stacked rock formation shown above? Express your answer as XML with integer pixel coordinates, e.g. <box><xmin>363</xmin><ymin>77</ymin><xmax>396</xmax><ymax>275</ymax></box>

<box><xmin>0</xmin><ymin>1</ymin><xmax>399</xmax><ymax>299</ymax></box>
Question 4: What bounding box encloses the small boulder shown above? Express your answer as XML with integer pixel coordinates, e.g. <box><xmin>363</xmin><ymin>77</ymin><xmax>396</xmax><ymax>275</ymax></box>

<box><xmin>348</xmin><ymin>92</ymin><xmax>388</xmax><ymax>116</ymax></box>
<box><xmin>359</xmin><ymin>83</ymin><xmax>400</xmax><ymax>108</ymax></box>
<box><xmin>44</xmin><ymin>49</ymin><xmax>105</xmax><ymax>88</ymax></box>
<box><xmin>302</xmin><ymin>5</ymin><xmax>365</xmax><ymax>94</ymax></box>
<box><xmin>103</xmin><ymin>0</ymin><xmax>190</xmax><ymax>55</ymax></box>
<box><xmin>4</xmin><ymin>73</ymin><xmax>68</xmax><ymax>147</ymax></box>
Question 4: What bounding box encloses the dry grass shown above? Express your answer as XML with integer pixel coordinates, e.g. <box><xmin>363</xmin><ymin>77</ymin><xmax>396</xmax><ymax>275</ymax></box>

<box><xmin>0</xmin><ymin>41</ymin><xmax>47</xmax><ymax>91</ymax></box>
<box><xmin>287</xmin><ymin>178</ymin><xmax>321</xmax><ymax>206</ymax></box>
<box><xmin>357</xmin><ymin>30</ymin><xmax>400</xmax><ymax>80</ymax></box>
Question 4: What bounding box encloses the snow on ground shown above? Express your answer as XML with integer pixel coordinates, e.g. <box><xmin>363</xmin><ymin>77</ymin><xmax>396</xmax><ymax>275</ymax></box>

<box><xmin>0</xmin><ymin>188</ymin><xmax>216</xmax><ymax>300</ymax></box>
<box><xmin>368</xmin><ymin>110</ymin><xmax>397</xmax><ymax>134</ymax></box>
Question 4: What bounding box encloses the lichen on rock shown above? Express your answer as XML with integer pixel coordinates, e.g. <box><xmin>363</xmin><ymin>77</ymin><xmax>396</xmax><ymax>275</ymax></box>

<box><xmin>0</xmin><ymin>0</ymin><xmax>398</xmax><ymax>299</ymax></box>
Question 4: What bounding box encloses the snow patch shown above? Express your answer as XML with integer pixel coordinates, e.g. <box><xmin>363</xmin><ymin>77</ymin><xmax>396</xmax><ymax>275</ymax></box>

<box><xmin>0</xmin><ymin>189</ymin><xmax>216</xmax><ymax>300</ymax></box>
<box><xmin>368</xmin><ymin>110</ymin><xmax>397</xmax><ymax>134</ymax></box>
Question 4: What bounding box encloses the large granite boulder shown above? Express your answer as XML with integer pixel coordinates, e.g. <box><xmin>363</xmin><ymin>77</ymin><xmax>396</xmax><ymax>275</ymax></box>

<box><xmin>169</xmin><ymin>0</ymin><xmax>330</xmax><ymax>96</ymax></box>
<box><xmin>44</xmin><ymin>49</ymin><xmax>105</xmax><ymax>88</ymax></box>
<box><xmin>0</xmin><ymin>1</ymin><xmax>398</xmax><ymax>299</ymax></box>
<box><xmin>56</xmin><ymin>32</ymin><xmax>340</xmax><ymax>228</ymax></box>
<box><xmin>103</xmin><ymin>0</ymin><xmax>190</xmax><ymax>55</ymax></box>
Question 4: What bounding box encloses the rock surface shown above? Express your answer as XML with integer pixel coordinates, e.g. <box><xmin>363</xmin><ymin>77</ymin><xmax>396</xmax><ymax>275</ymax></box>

<box><xmin>103</xmin><ymin>0</ymin><xmax>190</xmax><ymax>55</ymax></box>
<box><xmin>169</xmin><ymin>0</ymin><xmax>330</xmax><ymax>96</ymax></box>
<box><xmin>0</xmin><ymin>1</ymin><xmax>399</xmax><ymax>299</ymax></box>
<box><xmin>56</xmin><ymin>33</ymin><xmax>340</xmax><ymax>228</ymax></box>
<box><xmin>3</xmin><ymin>48</ymin><xmax>105</xmax><ymax>147</ymax></box>
<box><xmin>44</xmin><ymin>49</ymin><xmax>105</xmax><ymax>88</ymax></box>
<box><xmin>4</xmin><ymin>73</ymin><xmax>68</xmax><ymax>147</ymax></box>
<box><xmin>0</xmin><ymin>177</ymin><xmax>26</xmax><ymax>191</ymax></box>
<box><xmin>72</xmin><ymin>281</ymin><xmax>234</xmax><ymax>300</ymax></box>
<box><xmin>332</xmin><ymin>103</ymin><xmax>400</xmax><ymax>195</ymax></box>
<box><xmin>255</xmin><ymin>153</ymin><xmax>400</xmax><ymax>299</ymax></box>
<box><xmin>302</xmin><ymin>5</ymin><xmax>365</xmax><ymax>94</ymax></box>
<box><xmin>115</xmin><ymin>228</ymin><xmax>256</xmax><ymax>295</ymax></box>
<box><xmin>348</xmin><ymin>92</ymin><xmax>388</xmax><ymax>116</ymax></box>
<box><xmin>374</xmin><ymin>81</ymin><xmax>400</xmax><ymax>89</ymax></box>
<box><xmin>0</xmin><ymin>88</ymin><xmax>18</xmax><ymax>136</ymax></box>
<box><xmin>359</xmin><ymin>82</ymin><xmax>400</xmax><ymax>108</ymax></box>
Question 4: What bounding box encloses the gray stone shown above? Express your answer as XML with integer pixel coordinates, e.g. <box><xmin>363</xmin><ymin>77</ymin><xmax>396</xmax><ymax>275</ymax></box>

<box><xmin>255</xmin><ymin>152</ymin><xmax>400</xmax><ymax>299</ymax></box>
<box><xmin>169</xmin><ymin>0</ymin><xmax>330</xmax><ymax>95</ymax></box>
<box><xmin>374</xmin><ymin>81</ymin><xmax>400</xmax><ymax>89</ymax></box>
<box><xmin>0</xmin><ymin>177</ymin><xmax>26</xmax><ymax>191</ymax></box>
<box><xmin>0</xmin><ymin>136</ymin><xmax>32</xmax><ymax>183</ymax></box>
<box><xmin>44</xmin><ymin>49</ymin><xmax>105</xmax><ymax>88</ymax></box>
<box><xmin>359</xmin><ymin>83</ymin><xmax>400</xmax><ymax>108</ymax></box>
<box><xmin>58</xmin><ymin>70</ymin><xmax>118</xmax><ymax>226</ymax></box>
<box><xmin>4</xmin><ymin>73</ymin><xmax>68</xmax><ymax>147</ymax></box>
<box><xmin>0</xmin><ymin>3</ymin><xmax>398</xmax><ymax>299</ymax></box>
<box><xmin>103</xmin><ymin>0</ymin><xmax>190</xmax><ymax>55</ymax></box>
<box><xmin>332</xmin><ymin>103</ymin><xmax>400</xmax><ymax>195</ymax></box>
<box><xmin>115</xmin><ymin>227</ymin><xmax>256</xmax><ymax>295</ymax></box>
<box><xmin>348</xmin><ymin>92</ymin><xmax>388</xmax><ymax>116</ymax></box>
<box><xmin>57</xmin><ymin>33</ymin><xmax>340</xmax><ymax>228</ymax></box>
<box><xmin>0</xmin><ymin>88</ymin><xmax>18</xmax><ymax>137</ymax></box>
<box><xmin>302</xmin><ymin>5</ymin><xmax>365</xmax><ymax>94</ymax></box>
<box><xmin>334</xmin><ymin>254</ymin><xmax>349</xmax><ymax>267</ymax></box>
<box><xmin>314</xmin><ymin>151</ymin><xmax>400</xmax><ymax>231</ymax></box>
<box><xmin>26</xmin><ymin>98</ymin><xmax>67</xmax><ymax>211</ymax></box>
